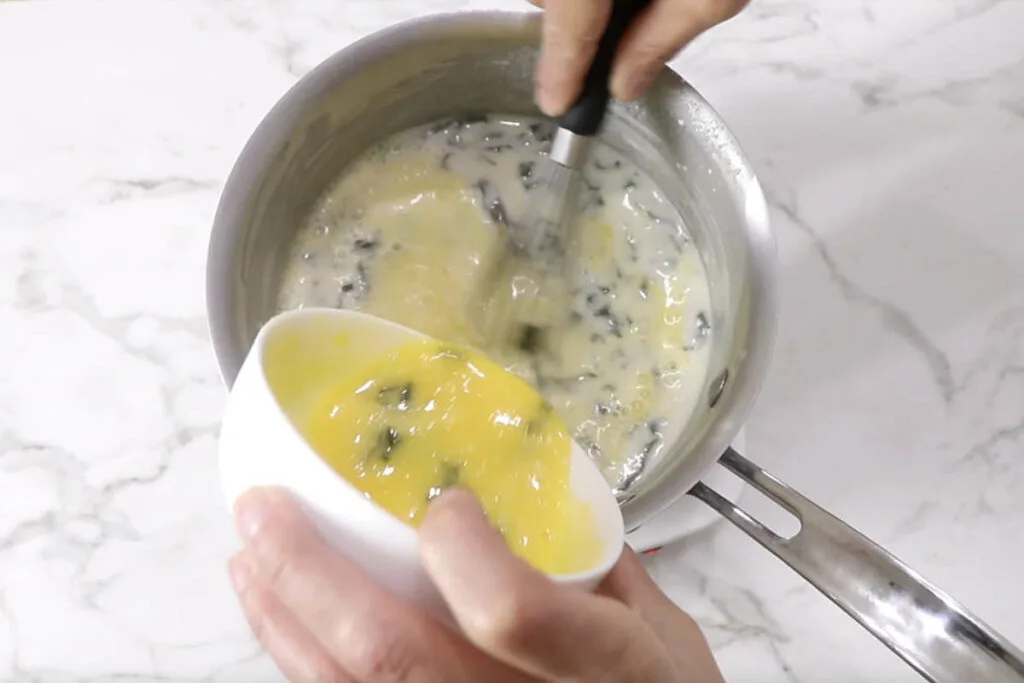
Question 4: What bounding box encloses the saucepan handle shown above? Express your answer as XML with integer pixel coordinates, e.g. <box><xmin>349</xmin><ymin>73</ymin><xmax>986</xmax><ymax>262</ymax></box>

<box><xmin>688</xmin><ymin>447</ymin><xmax>1024</xmax><ymax>683</ymax></box>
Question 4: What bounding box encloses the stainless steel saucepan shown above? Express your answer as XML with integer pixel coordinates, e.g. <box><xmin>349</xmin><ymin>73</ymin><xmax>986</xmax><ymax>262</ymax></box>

<box><xmin>205</xmin><ymin>11</ymin><xmax>1024</xmax><ymax>681</ymax></box>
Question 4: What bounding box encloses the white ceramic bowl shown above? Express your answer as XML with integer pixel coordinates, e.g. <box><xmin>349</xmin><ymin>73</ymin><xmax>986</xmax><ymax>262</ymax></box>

<box><xmin>218</xmin><ymin>307</ymin><xmax>625</xmax><ymax>622</ymax></box>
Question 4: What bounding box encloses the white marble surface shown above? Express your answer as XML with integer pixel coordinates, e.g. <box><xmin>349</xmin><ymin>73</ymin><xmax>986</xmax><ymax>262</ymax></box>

<box><xmin>1</xmin><ymin>0</ymin><xmax>1022</xmax><ymax>680</ymax></box>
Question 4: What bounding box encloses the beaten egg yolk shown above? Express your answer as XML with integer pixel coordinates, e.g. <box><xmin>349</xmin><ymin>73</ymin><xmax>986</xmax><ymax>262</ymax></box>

<box><xmin>301</xmin><ymin>339</ymin><xmax>601</xmax><ymax>575</ymax></box>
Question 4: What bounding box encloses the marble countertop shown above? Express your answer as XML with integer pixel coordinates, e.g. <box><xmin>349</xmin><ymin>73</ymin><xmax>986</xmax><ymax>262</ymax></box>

<box><xmin>1</xmin><ymin>0</ymin><xmax>1022</xmax><ymax>680</ymax></box>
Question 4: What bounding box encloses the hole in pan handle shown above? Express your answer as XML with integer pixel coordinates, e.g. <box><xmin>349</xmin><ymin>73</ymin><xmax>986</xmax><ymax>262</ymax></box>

<box><xmin>688</xmin><ymin>447</ymin><xmax>1024</xmax><ymax>683</ymax></box>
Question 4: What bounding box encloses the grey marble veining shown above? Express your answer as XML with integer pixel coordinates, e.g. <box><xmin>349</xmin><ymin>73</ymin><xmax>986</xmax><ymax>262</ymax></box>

<box><xmin>0</xmin><ymin>0</ymin><xmax>1022</xmax><ymax>681</ymax></box>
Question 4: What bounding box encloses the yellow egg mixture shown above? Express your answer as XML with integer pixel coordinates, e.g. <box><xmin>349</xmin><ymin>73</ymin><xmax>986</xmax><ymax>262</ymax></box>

<box><xmin>301</xmin><ymin>337</ymin><xmax>601</xmax><ymax>575</ymax></box>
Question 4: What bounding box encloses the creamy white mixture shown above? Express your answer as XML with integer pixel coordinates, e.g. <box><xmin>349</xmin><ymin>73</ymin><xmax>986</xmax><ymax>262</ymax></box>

<box><xmin>277</xmin><ymin>115</ymin><xmax>713</xmax><ymax>493</ymax></box>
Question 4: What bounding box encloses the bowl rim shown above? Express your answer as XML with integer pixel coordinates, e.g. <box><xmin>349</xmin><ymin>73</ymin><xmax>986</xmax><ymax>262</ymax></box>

<box><xmin>242</xmin><ymin>306</ymin><xmax>626</xmax><ymax>584</ymax></box>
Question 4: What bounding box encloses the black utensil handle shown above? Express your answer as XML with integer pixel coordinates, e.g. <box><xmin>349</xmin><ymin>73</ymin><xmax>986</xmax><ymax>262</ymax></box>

<box><xmin>556</xmin><ymin>0</ymin><xmax>655</xmax><ymax>137</ymax></box>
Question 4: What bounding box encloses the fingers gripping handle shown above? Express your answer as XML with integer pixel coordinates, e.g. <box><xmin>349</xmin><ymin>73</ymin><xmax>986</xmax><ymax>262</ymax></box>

<box><xmin>689</xmin><ymin>447</ymin><xmax>1024</xmax><ymax>683</ymax></box>
<box><xmin>556</xmin><ymin>0</ymin><xmax>654</xmax><ymax>137</ymax></box>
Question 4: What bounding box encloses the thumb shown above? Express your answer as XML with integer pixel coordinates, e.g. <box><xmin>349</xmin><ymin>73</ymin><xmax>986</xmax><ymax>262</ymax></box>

<box><xmin>610</xmin><ymin>1</ymin><xmax>742</xmax><ymax>101</ymax></box>
<box><xmin>419</xmin><ymin>491</ymin><xmax>673</xmax><ymax>682</ymax></box>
